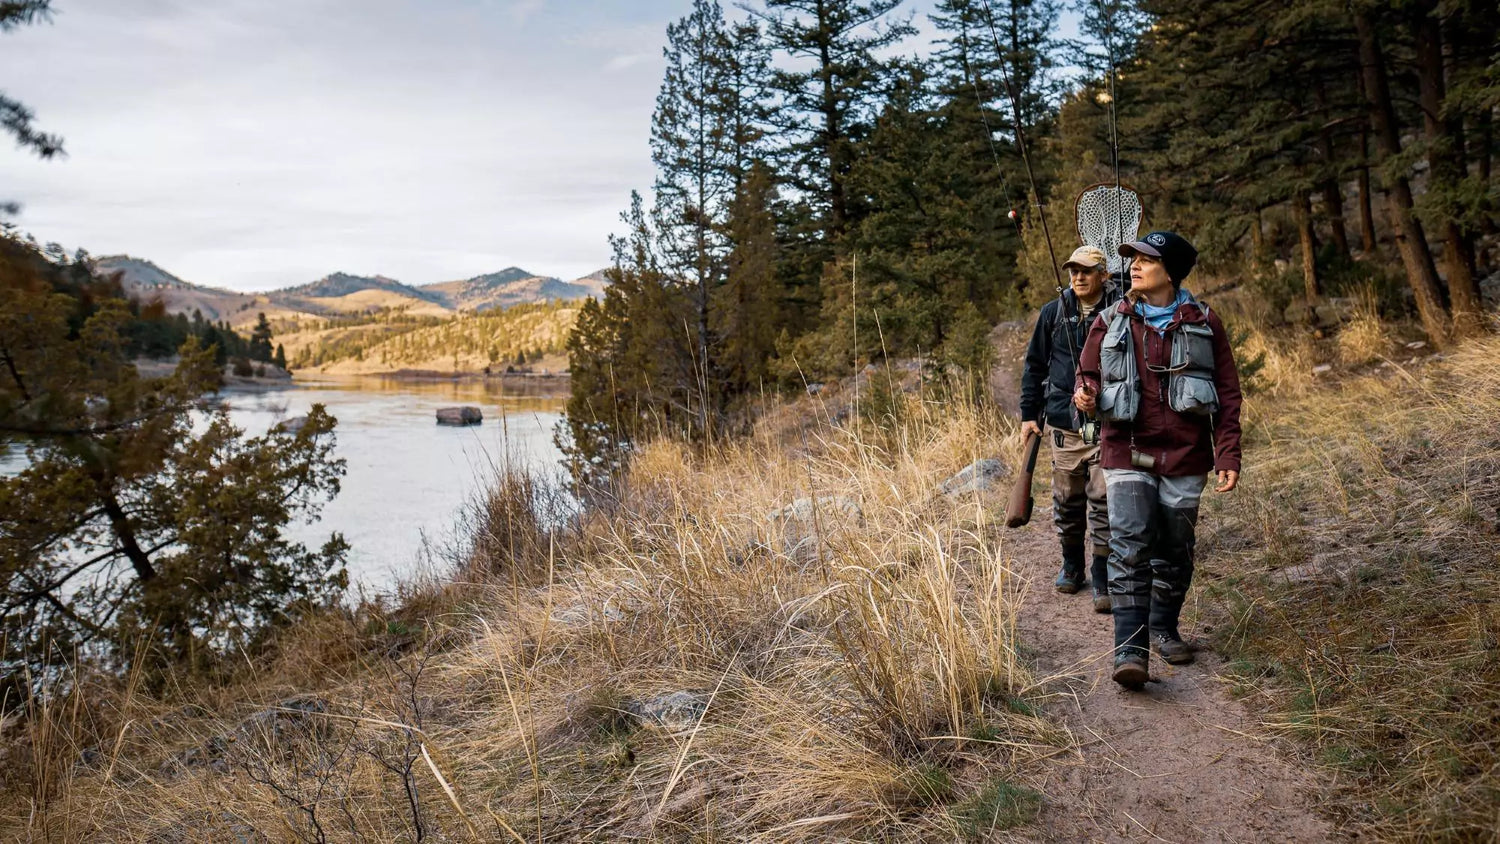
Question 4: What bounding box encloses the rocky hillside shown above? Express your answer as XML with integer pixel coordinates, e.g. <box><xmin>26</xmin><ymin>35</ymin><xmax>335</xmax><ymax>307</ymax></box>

<box><xmin>94</xmin><ymin>256</ymin><xmax>610</xmax><ymax>373</ymax></box>
<box><xmin>421</xmin><ymin>267</ymin><xmax>609</xmax><ymax>312</ymax></box>
<box><xmin>94</xmin><ymin>256</ymin><xmax>267</xmax><ymax>324</ymax></box>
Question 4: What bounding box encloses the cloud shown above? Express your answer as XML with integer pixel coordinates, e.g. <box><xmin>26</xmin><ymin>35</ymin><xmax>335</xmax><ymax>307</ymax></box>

<box><xmin>0</xmin><ymin>0</ymin><xmax>678</xmax><ymax>290</ymax></box>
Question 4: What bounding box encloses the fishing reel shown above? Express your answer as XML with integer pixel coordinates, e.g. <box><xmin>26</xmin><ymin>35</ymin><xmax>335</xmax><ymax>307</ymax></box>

<box><xmin>1080</xmin><ymin>417</ymin><xmax>1100</xmax><ymax>446</ymax></box>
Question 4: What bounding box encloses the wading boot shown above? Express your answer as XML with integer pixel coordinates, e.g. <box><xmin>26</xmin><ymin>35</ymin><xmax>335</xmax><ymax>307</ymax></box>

<box><xmin>1152</xmin><ymin>632</ymin><xmax>1196</xmax><ymax>665</ymax></box>
<box><xmin>1112</xmin><ymin>606</ymin><xmax>1151</xmax><ymax>689</ymax></box>
<box><xmin>1090</xmin><ymin>554</ymin><xmax>1111</xmax><ymax>614</ymax></box>
<box><xmin>1054</xmin><ymin>544</ymin><xmax>1087</xmax><ymax>594</ymax></box>
<box><xmin>1111</xmin><ymin>654</ymin><xmax>1149</xmax><ymax>689</ymax></box>
<box><xmin>1150</xmin><ymin>507</ymin><xmax>1199</xmax><ymax>665</ymax></box>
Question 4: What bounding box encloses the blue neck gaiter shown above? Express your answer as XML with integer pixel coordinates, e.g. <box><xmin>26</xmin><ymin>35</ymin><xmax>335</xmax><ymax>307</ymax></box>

<box><xmin>1135</xmin><ymin>288</ymin><xmax>1192</xmax><ymax>334</ymax></box>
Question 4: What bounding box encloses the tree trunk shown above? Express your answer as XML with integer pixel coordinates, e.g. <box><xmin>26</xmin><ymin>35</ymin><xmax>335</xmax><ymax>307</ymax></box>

<box><xmin>816</xmin><ymin>1</ymin><xmax>846</xmax><ymax>242</ymax></box>
<box><xmin>1294</xmin><ymin>192</ymin><xmax>1321</xmax><ymax>299</ymax></box>
<box><xmin>1320</xmin><ymin>180</ymin><xmax>1351</xmax><ymax>262</ymax></box>
<box><xmin>1313</xmin><ymin>84</ymin><xmax>1352</xmax><ymax>261</ymax></box>
<box><xmin>1356</xmin><ymin>125</ymin><xmax>1378</xmax><ymax>253</ymax></box>
<box><xmin>1416</xmin><ymin>9</ymin><xmax>1486</xmax><ymax>337</ymax></box>
<box><xmin>101</xmin><ymin>488</ymin><xmax>157</xmax><ymax>582</ymax></box>
<box><xmin>1355</xmin><ymin>9</ymin><xmax>1451</xmax><ymax>346</ymax></box>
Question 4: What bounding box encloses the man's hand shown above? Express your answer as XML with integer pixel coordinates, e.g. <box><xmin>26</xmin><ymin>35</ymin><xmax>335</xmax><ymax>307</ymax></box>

<box><xmin>1215</xmin><ymin>469</ymin><xmax>1239</xmax><ymax>493</ymax></box>
<box><xmin>1073</xmin><ymin>386</ymin><xmax>1096</xmax><ymax>414</ymax></box>
<box><xmin>1020</xmin><ymin>420</ymin><xmax>1042</xmax><ymax>439</ymax></box>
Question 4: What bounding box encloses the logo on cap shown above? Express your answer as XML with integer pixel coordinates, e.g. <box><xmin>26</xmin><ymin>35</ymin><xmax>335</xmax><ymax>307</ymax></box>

<box><xmin>1147</xmin><ymin>233</ymin><xmax>1167</xmax><ymax>246</ymax></box>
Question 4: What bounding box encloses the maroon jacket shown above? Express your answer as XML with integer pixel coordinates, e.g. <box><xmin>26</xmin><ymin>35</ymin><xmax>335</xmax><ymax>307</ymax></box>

<box><xmin>1078</xmin><ymin>297</ymin><xmax>1242</xmax><ymax>476</ymax></box>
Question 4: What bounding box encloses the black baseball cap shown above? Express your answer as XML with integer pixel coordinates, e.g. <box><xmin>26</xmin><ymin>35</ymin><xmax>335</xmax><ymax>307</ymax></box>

<box><xmin>1119</xmin><ymin>231</ymin><xmax>1198</xmax><ymax>285</ymax></box>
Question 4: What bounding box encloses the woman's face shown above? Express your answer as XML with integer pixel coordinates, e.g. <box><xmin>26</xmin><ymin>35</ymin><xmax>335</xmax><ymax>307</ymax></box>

<box><xmin>1129</xmin><ymin>253</ymin><xmax>1171</xmax><ymax>297</ymax></box>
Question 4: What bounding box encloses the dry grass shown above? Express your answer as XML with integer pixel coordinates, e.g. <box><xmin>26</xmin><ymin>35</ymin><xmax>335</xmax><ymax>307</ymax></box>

<box><xmin>0</xmin><ymin>385</ymin><xmax>1058</xmax><ymax>841</ymax></box>
<box><xmin>1336</xmin><ymin>291</ymin><xmax>1393</xmax><ymax>366</ymax></box>
<box><xmin>1199</xmin><ymin>332</ymin><xmax>1500</xmax><ymax>841</ymax></box>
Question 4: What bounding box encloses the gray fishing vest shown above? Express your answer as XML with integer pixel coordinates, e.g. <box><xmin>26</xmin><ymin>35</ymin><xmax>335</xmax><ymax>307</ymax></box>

<box><xmin>1097</xmin><ymin>302</ymin><xmax>1219</xmax><ymax>422</ymax></box>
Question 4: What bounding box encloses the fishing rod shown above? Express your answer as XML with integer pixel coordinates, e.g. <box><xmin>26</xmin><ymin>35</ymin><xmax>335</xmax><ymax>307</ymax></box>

<box><xmin>975</xmin><ymin>0</ymin><xmax>1066</xmax><ymax>300</ymax></box>
<box><xmin>974</xmin><ymin>0</ymin><xmax>1094</xmax><ymax>439</ymax></box>
<box><xmin>955</xmin><ymin>25</ymin><xmax>1026</xmax><ymax>243</ymax></box>
<box><xmin>1095</xmin><ymin>0</ymin><xmax>1132</xmax><ymax>292</ymax></box>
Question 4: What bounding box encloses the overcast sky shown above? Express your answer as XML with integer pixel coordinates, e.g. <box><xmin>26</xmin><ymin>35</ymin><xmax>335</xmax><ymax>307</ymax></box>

<box><xmin>1</xmin><ymin>1</ymin><xmax>1076</xmax><ymax>292</ymax></box>
<box><xmin>1</xmin><ymin>0</ymin><xmax>695</xmax><ymax>290</ymax></box>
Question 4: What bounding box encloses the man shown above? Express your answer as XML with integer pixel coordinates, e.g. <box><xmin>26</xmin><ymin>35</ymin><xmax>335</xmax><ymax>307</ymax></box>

<box><xmin>1074</xmin><ymin>231</ymin><xmax>1242</xmax><ymax>690</ymax></box>
<box><xmin>1019</xmin><ymin>244</ymin><xmax>1121</xmax><ymax>612</ymax></box>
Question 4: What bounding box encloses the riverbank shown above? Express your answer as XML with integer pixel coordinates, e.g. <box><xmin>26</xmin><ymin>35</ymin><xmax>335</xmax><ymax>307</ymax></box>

<box><xmin>6</xmin><ymin>325</ymin><xmax>1498</xmax><ymax>840</ymax></box>
<box><xmin>365</xmin><ymin>367</ymin><xmax>569</xmax><ymax>385</ymax></box>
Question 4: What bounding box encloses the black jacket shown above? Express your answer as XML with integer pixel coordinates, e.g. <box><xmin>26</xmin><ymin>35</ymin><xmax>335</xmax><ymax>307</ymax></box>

<box><xmin>1019</xmin><ymin>285</ymin><xmax>1121</xmax><ymax>431</ymax></box>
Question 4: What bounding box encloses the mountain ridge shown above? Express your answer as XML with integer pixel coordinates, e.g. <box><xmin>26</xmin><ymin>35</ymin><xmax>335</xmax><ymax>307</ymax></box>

<box><xmin>93</xmin><ymin>254</ymin><xmax>611</xmax><ymax>325</ymax></box>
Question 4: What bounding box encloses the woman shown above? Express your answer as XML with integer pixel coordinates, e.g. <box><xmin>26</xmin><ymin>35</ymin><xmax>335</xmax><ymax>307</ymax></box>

<box><xmin>1073</xmin><ymin>230</ymin><xmax>1242</xmax><ymax>689</ymax></box>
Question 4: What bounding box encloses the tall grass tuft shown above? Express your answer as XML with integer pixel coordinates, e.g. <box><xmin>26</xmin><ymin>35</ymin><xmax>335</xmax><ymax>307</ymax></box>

<box><xmin>0</xmin><ymin>378</ymin><xmax>1051</xmax><ymax>841</ymax></box>
<box><xmin>1202</xmin><ymin>333</ymin><xmax>1500</xmax><ymax>840</ymax></box>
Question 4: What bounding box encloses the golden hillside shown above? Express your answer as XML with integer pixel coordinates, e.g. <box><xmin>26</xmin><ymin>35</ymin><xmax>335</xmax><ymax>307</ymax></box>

<box><xmin>283</xmin><ymin>299</ymin><xmax>580</xmax><ymax>375</ymax></box>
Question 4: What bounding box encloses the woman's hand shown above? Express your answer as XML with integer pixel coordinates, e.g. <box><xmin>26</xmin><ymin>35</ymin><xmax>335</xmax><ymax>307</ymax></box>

<box><xmin>1215</xmin><ymin>469</ymin><xmax>1239</xmax><ymax>493</ymax></box>
<box><xmin>1073</xmin><ymin>386</ymin><xmax>1096</xmax><ymax>414</ymax></box>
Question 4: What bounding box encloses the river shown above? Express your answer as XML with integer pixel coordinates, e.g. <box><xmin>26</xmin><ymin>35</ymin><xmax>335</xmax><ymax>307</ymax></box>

<box><xmin>2</xmin><ymin>377</ymin><xmax>570</xmax><ymax>595</ymax></box>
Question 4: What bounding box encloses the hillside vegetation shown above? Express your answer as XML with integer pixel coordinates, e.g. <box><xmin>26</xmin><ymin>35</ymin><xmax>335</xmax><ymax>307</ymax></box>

<box><xmin>1197</xmin><ymin>323</ymin><xmax>1500</xmax><ymax>839</ymax></box>
<box><xmin>283</xmin><ymin>299</ymin><xmax>579</xmax><ymax>375</ymax></box>
<box><xmin>9</xmin><ymin>319</ymin><xmax>1500</xmax><ymax>840</ymax></box>
<box><xmin>3</xmin><ymin>386</ymin><xmax>1063</xmax><ymax>841</ymax></box>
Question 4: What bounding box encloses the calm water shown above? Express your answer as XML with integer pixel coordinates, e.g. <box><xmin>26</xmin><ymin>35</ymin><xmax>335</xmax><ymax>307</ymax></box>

<box><xmin>3</xmin><ymin>377</ymin><xmax>569</xmax><ymax>594</ymax></box>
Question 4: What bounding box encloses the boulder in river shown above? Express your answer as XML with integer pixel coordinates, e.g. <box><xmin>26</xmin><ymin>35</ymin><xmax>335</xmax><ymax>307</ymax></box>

<box><xmin>436</xmin><ymin>406</ymin><xmax>483</xmax><ymax>426</ymax></box>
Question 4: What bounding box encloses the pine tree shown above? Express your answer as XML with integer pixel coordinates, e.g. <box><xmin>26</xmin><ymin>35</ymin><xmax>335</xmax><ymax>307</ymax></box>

<box><xmin>650</xmin><ymin>0</ymin><xmax>772</xmax><ymax>433</ymax></box>
<box><xmin>249</xmin><ymin>312</ymin><xmax>274</xmax><ymax>362</ymax></box>
<box><xmin>754</xmin><ymin>0</ymin><xmax>915</xmax><ymax>245</ymax></box>
<box><xmin>0</xmin><ymin>233</ymin><xmax>347</xmax><ymax>679</ymax></box>
<box><xmin>713</xmin><ymin>160</ymin><xmax>785</xmax><ymax>397</ymax></box>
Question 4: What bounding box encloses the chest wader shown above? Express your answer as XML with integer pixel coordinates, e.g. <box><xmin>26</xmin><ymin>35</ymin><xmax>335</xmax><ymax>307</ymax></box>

<box><xmin>1049</xmin><ymin>302</ymin><xmax>1112</xmax><ymax>599</ymax></box>
<box><xmin>1095</xmin><ymin>306</ymin><xmax>1218</xmax><ymax>680</ymax></box>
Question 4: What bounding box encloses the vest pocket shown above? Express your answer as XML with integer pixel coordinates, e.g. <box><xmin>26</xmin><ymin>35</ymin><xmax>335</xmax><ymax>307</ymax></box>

<box><xmin>1169</xmin><ymin>372</ymin><xmax>1219</xmax><ymax>415</ymax></box>
<box><xmin>1175</xmin><ymin>323</ymin><xmax>1214</xmax><ymax>369</ymax></box>
<box><xmin>1101</xmin><ymin>324</ymin><xmax>1132</xmax><ymax>381</ymax></box>
<box><xmin>1099</xmin><ymin>380</ymin><xmax>1139</xmax><ymax>421</ymax></box>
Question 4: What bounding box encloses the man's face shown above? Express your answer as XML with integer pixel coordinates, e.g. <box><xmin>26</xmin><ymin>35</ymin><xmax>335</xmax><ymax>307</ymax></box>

<box><xmin>1069</xmin><ymin>264</ymin><xmax>1107</xmax><ymax>299</ymax></box>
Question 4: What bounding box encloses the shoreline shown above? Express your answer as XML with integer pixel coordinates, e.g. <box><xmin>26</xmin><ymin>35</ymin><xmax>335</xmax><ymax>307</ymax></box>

<box><xmin>351</xmin><ymin>368</ymin><xmax>570</xmax><ymax>383</ymax></box>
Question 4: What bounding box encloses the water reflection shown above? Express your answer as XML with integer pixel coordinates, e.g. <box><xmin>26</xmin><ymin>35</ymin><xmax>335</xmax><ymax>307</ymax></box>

<box><xmin>1</xmin><ymin>376</ymin><xmax>571</xmax><ymax>596</ymax></box>
<box><xmin>227</xmin><ymin>376</ymin><xmax>569</xmax><ymax>594</ymax></box>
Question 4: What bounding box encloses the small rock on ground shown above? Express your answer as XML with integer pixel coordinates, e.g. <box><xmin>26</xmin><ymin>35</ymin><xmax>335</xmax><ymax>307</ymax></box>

<box><xmin>939</xmin><ymin>458</ymin><xmax>1010</xmax><ymax>496</ymax></box>
<box><xmin>627</xmin><ymin>691</ymin><xmax>707</xmax><ymax>730</ymax></box>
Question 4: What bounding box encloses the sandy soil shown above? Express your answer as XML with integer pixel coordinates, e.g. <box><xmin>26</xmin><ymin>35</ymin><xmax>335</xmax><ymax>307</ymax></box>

<box><xmin>1004</xmin><ymin>506</ymin><xmax>1337</xmax><ymax>843</ymax></box>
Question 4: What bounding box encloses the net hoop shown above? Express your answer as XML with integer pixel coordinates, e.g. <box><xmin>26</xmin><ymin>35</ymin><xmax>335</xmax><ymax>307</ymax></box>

<box><xmin>1075</xmin><ymin>182</ymin><xmax>1144</xmax><ymax>274</ymax></box>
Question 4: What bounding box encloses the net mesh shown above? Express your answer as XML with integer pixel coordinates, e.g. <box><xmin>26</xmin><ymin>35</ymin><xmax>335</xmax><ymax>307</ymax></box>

<box><xmin>1076</xmin><ymin>184</ymin><xmax>1143</xmax><ymax>273</ymax></box>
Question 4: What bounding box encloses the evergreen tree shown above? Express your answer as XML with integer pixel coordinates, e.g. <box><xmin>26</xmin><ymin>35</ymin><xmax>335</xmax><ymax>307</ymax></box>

<box><xmin>273</xmin><ymin>342</ymin><xmax>287</xmax><ymax>370</ymax></box>
<box><xmin>249</xmin><ymin>312</ymin><xmax>274</xmax><ymax>362</ymax></box>
<box><xmin>754</xmin><ymin>0</ymin><xmax>915</xmax><ymax>245</ymax></box>
<box><xmin>0</xmin><ymin>233</ymin><xmax>347</xmax><ymax>680</ymax></box>
<box><xmin>712</xmin><ymin>160</ymin><xmax>785</xmax><ymax>398</ymax></box>
<box><xmin>649</xmin><ymin>0</ymin><xmax>772</xmax><ymax>432</ymax></box>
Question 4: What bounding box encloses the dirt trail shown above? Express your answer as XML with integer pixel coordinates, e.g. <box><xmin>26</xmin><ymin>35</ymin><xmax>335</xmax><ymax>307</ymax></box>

<box><xmin>1005</xmin><ymin>512</ymin><xmax>1336</xmax><ymax>843</ymax></box>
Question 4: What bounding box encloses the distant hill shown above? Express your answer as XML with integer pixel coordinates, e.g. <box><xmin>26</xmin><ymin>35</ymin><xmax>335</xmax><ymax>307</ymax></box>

<box><xmin>94</xmin><ymin>255</ymin><xmax>261</xmax><ymax>323</ymax></box>
<box><xmin>91</xmin><ymin>256</ymin><xmax>612</xmax><ymax>368</ymax></box>
<box><xmin>280</xmin><ymin>272</ymin><xmax>448</xmax><ymax>306</ymax></box>
<box><xmin>420</xmin><ymin>267</ymin><xmax>611</xmax><ymax>312</ymax></box>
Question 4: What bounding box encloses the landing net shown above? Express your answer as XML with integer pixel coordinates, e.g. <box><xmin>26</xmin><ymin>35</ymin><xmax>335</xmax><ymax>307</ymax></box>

<box><xmin>1076</xmin><ymin>183</ymin><xmax>1143</xmax><ymax>274</ymax></box>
